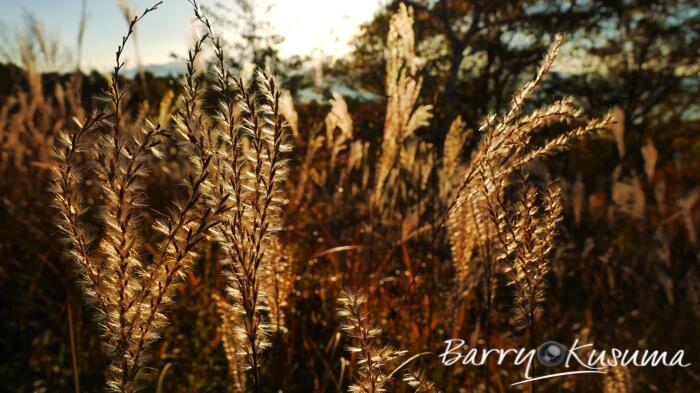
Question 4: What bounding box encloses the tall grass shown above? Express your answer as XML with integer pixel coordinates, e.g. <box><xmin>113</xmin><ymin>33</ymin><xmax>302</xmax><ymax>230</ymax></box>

<box><xmin>0</xmin><ymin>1</ymin><xmax>693</xmax><ymax>392</ymax></box>
<box><xmin>51</xmin><ymin>2</ymin><xmax>230</xmax><ymax>391</ymax></box>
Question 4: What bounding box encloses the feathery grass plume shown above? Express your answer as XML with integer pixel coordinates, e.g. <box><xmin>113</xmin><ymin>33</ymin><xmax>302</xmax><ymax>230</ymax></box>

<box><xmin>260</xmin><ymin>238</ymin><xmax>294</xmax><ymax>333</ymax></box>
<box><xmin>325</xmin><ymin>91</ymin><xmax>354</xmax><ymax>171</ymax></box>
<box><xmin>337</xmin><ymin>289</ymin><xmax>440</xmax><ymax>393</ymax></box>
<box><xmin>280</xmin><ymin>89</ymin><xmax>300</xmax><ymax>143</ymax></box>
<box><xmin>52</xmin><ymin>5</ymin><xmax>164</xmax><ymax>390</ymax></box>
<box><xmin>337</xmin><ymin>289</ymin><xmax>407</xmax><ymax>393</ymax></box>
<box><xmin>443</xmin><ymin>38</ymin><xmax>613</xmax><ymax>390</ymax></box>
<box><xmin>213</xmin><ymin>293</ymin><xmax>248</xmax><ymax>393</ymax></box>
<box><xmin>402</xmin><ymin>369</ymin><xmax>441</xmax><ymax>393</ymax></box>
<box><xmin>0</xmin><ymin>12</ymin><xmax>56</xmax><ymax>111</ymax></box>
<box><xmin>400</xmin><ymin>138</ymin><xmax>434</xmax><ymax>191</ymax></box>
<box><xmin>440</xmin><ymin>116</ymin><xmax>471</xmax><ymax>200</ymax></box>
<box><xmin>447</xmin><ymin>195</ymin><xmax>489</xmax><ymax>299</ymax></box>
<box><xmin>493</xmin><ymin>180</ymin><xmax>563</xmax><ymax>330</ymax></box>
<box><xmin>51</xmin><ymin>112</ymin><xmax>110</xmax><ymax>313</ymax></box>
<box><xmin>373</xmin><ymin>3</ymin><xmax>433</xmax><ymax>210</ymax></box>
<box><xmin>0</xmin><ymin>62</ymin><xmax>76</xmax><ymax>178</ymax></box>
<box><xmin>8</xmin><ymin>12</ymin><xmax>67</xmax><ymax>73</ymax></box>
<box><xmin>446</xmin><ymin>33</ymin><xmax>614</xmax><ymax>301</ymax></box>
<box><xmin>51</xmin><ymin>2</ymin><xmax>229</xmax><ymax>391</ymax></box>
<box><xmin>220</xmin><ymin>67</ymin><xmax>290</xmax><ymax>389</ymax></box>
<box><xmin>349</xmin><ymin>139</ymin><xmax>369</xmax><ymax>172</ymax></box>
<box><xmin>189</xmin><ymin>1</ymin><xmax>292</xmax><ymax>385</ymax></box>
<box><xmin>295</xmin><ymin>91</ymin><xmax>358</xmax><ymax>204</ymax></box>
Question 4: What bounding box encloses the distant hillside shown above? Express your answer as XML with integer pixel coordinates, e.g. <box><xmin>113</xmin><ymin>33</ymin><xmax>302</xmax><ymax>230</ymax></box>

<box><xmin>126</xmin><ymin>61</ymin><xmax>185</xmax><ymax>77</ymax></box>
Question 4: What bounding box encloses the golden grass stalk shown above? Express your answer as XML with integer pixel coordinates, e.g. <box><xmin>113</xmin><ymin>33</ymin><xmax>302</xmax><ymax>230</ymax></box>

<box><xmin>187</xmin><ymin>2</ymin><xmax>292</xmax><ymax>387</ymax></box>
<box><xmin>402</xmin><ymin>369</ymin><xmax>442</xmax><ymax>393</ymax></box>
<box><xmin>373</xmin><ymin>3</ymin><xmax>433</xmax><ymax>210</ymax></box>
<box><xmin>51</xmin><ymin>3</ymin><xmax>231</xmax><ymax>391</ymax></box>
<box><xmin>213</xmin><ymin>293</ymin><xmax>247</xmax><ymax>393</ymax></box>
<box><xmin>447</xmin><ymin>33</ymin><xmax>614</xmax><ymax>303</ymax></box>
<box><xmin>337</xmin><ymin>288</ymin><xmax>439</xmax><ymax>393</ymax></box>
<box><xmin>260</xmin><ymin>238</ymin><xmax>294</xmax><ymax>334</ymax></box>
<box><xmin>280</xmin><ymin>89</ymin><xmax>300</xmax><ymax>142</ymax></box>
<box><xmin>337</xmin><ymin>289</ymin><xmax>407</xmax><ymax>393</ymax></box>
<box><xmin>325</xmin><ymin>91</ymin><xmax>354</xmax><ymax>171</ymax></box>
<box><xmin>493</xmin><ymin>180</ymin><xmax>563</xmax><ymax>330</ymax></box>
<box><xmin>440</xmin><ymin>116</ymin><xmax>471</xmax><ymax>200</ymax></box>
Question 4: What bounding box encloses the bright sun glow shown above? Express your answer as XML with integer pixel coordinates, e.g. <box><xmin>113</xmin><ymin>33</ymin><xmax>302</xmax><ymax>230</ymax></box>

<box><xmin>0</xmin><ymin>0</ymin><xmax>386</xmax><ymax>71</ymax></box>
<box><xmin>266</xmin><ymin>0</ymin><xmax>385</xmax><ymax>58</ymax></box>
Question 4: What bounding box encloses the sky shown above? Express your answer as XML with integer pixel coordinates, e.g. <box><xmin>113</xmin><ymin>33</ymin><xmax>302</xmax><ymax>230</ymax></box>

<box><xmin>0</xmin><ymin>0</ymin><xmax>386</xmax><ymax>71</ymax></box>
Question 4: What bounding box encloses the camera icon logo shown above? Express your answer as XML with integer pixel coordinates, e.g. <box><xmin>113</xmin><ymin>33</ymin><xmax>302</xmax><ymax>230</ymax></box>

<box><xmin>537</xmin><ymin>341</ymin><xmax>565</xmax><ymax>367</ymax></box>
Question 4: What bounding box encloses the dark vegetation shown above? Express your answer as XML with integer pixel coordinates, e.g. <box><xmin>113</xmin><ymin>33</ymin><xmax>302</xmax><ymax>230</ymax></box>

<box><xmin>0</xmin><ymin>0</ymin><xmax>698</xmax><ymax>391</ymax></box>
